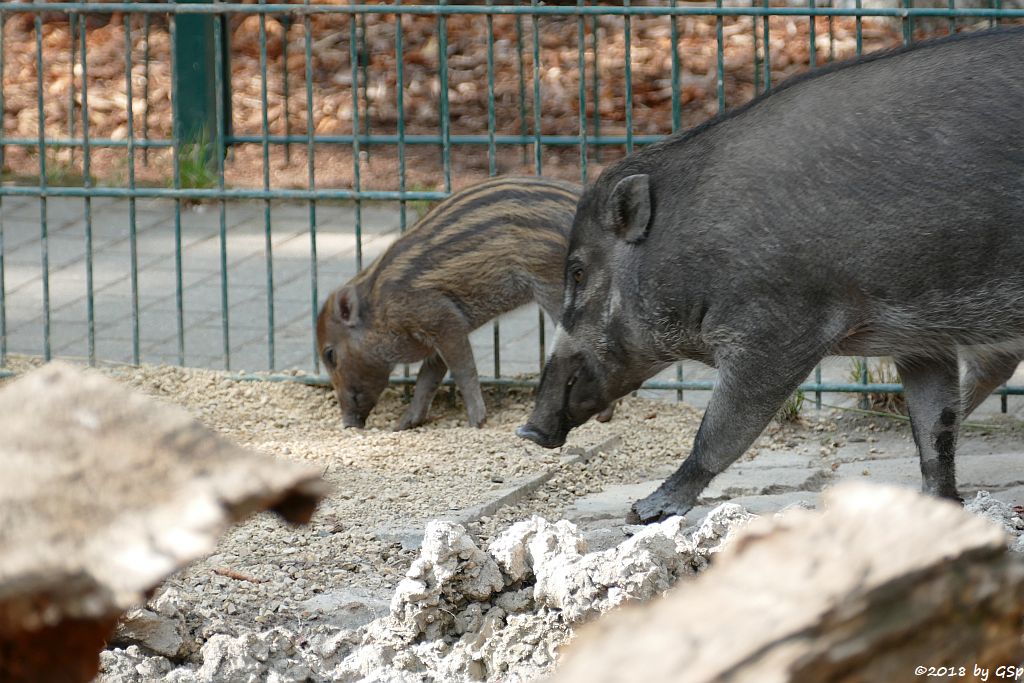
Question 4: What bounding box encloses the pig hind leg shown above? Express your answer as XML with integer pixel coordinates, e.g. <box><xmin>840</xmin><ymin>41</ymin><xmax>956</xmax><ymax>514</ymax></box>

<box><xmin>894</xmin><ymin>353</ymin><xmax>962</xmax><ymax>501</ymax></box>
<box><xmin>960</xmin><ymin>347</ymin><xmax>1021</xmax><ymax>418</ymax></box>
<box><xmin>394</xmin><ymin>352</ymin><xmax>449</xmax><ymax>431</ymax></box>
<box><xmin>629</xmin><ymin>344</ymin><xmax>823</xmax><ymax>524</ymax></box>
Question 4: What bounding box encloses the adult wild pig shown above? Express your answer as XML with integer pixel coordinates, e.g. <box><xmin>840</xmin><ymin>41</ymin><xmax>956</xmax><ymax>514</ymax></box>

<box><xmin>319</xmin><ymin>176</ymin><xmax>591</xmax><ymax>430</ymax></box>
<box><xmin>517</xmin><ymin>29</ymin><xmax>1024</xmax><ymax>522</ymax></box>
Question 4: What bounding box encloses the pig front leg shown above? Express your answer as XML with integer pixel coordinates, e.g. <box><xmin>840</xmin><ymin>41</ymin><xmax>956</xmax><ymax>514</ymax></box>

<box><xmin>894</xmin><ymin>354</ymin><xmax>962</xmax><ymax>501</ymax></box>
<box><xmin>436</xmin><ymin>333</ymin><xmax>487</xmax><ymax>428</ymax></box>
<box><xmin>629</xmin><ymin>346</ymin><xmax>822</xmax><ymax>524</ymax></box>
<box><xmin>394</xmin><ymin>352</ymin><xmax>449</xmax><ymax>431</ymax></box>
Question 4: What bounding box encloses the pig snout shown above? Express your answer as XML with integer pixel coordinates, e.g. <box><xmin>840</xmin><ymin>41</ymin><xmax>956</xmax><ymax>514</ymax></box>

<box><xmin>516</xmin><ymin>422</ymin><xmax>567</xmax><ymax>449</ymax></box>
<box><xmin>519</xmin><ymin>352</ymin><xmax>603</xmax><ymax>449</ymax></box>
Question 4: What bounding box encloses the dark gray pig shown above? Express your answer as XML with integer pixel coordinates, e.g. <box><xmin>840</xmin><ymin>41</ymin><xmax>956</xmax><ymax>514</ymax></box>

<box><xmin>319</xmin><ymin>176</ymin><xmax>609</xmax><ymax>430</ymax></box>
<box><xmin>518</xmin><ymin>28</ymin><xmax>1024</xmax><ymax>522</ymax></box>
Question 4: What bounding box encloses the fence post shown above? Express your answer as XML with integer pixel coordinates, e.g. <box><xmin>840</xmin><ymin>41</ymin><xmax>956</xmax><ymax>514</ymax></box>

<box><xmin>173</xmin><ymin>0</ymin><xmax>230</xmax><ymax>155</ymax></box>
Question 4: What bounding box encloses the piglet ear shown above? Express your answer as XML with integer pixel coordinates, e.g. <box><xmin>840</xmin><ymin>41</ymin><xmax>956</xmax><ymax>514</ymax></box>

<box><xmin>603</xmin><ymin>174</ymin><xmax>651</xmax><ymax>244</ymax></box>
<box><xmin>335</xmin><ymin>285</ymin><xmax>360</xmax><ymax>327</ymax></box>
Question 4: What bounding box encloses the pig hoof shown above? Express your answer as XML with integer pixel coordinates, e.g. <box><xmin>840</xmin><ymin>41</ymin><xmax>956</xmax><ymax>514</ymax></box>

<box><xmin>627</xmin><ymin>495</ymin><xmax>694</xmax><ymax>525</ymax></box>
<box><xmin>595</xmin><ymin>405</ymin><xmax>615</xmax><ymax>423</ymax></box>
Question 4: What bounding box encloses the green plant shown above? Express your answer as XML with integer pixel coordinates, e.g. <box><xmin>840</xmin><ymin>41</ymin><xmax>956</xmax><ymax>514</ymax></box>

<box><xmin>406</xmin><ymin>182</ymin><xmax>440</xmax><ymax>221</ymax></box>
<box><xmin>775</xmin><ymin>388</ymin><xmax>805</xmax><ymax>423</ymax></box>
<box><xmin>174</xmin><ymin>131</ymin><xmax>217</xmax><ymax>192</ymax></box>
<box><xmin>44</xmin><ymin>151</ymin><xmax>94</xmax><ymax>188</ymax></box>
<box><xmin>849</xmin><ymin>358</ymin><xmax>907</xmax><ymax>415</ymax></box>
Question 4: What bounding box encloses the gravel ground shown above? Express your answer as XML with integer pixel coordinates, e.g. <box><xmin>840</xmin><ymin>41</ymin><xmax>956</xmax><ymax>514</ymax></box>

<box><xmin>0</xmin><ymin>355</ymin><xmax>915</xmax><ymax>677</ymax></box>
<box><xmin>0</xmin><ymin>358</ymin><xmax>728</xmax><ymax>635</ymax></box>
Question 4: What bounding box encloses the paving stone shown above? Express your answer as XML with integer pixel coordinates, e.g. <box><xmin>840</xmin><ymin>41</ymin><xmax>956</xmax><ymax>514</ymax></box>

<box><xmin>836</xmin><ymin>452</ymin><xmax>1024</xmax><ymax>492</ymax></box>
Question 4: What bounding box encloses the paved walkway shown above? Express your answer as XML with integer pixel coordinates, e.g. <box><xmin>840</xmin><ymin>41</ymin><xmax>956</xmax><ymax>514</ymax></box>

<box><xmin>3</xmin><ymin>196</ymin><xmax>1023</xmax><ymax>416</ymax></box>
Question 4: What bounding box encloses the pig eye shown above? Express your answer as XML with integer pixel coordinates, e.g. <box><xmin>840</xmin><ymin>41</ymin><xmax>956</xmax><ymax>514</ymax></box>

<box><xmin>322</xmin><ymin>347</ymin><xmax>337</xmax><ymax>368</ymax></box>
<box><xmin>571</xmin><ymin>267</ymin><xmax>584</xmax><ymax>285</ymax></box>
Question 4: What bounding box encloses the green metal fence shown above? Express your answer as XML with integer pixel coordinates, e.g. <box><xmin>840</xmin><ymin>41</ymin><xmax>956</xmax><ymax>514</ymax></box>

<box><xmin>0</xmin><ymin>1</ymin><xmax>1022</xmax><ymax>409</ymax></box>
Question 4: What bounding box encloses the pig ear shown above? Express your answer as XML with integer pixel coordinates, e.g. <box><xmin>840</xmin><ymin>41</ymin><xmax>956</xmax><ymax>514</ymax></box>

<box><xmin>604</xmin><ymin>174</ymin><xmax>651</xmax><ymax>244</ymax></box>
<box><xmin>334</xmin><ymin>286</ymin><xmax>360</xmax><ymax>327</ymax></box>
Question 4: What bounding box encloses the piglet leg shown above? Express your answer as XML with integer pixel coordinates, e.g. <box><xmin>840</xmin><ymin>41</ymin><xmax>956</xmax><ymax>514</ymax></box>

<box><xmin>394</xmin><ymin>351</ymin><xmax>449</xmax><ymax>431</ymax></box>
<box><xmin>437</xmin><ymin>333</ymin><xmax>487</xmax><ymax>428</ymax></box>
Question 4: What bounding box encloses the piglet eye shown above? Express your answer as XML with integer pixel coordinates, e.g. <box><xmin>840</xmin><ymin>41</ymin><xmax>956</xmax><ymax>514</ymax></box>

<box><xmin>323</xmin><ymin>347</ymin><xmax>337</xmax><ymax>368</ymax></box>
<box><xmin>572</xmin><ymin>267</ymin><xmax>584</xmax><ymax>284</ymax></box>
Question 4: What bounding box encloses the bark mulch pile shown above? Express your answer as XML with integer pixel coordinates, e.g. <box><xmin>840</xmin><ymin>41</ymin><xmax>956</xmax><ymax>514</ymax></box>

<box><xmin>0</xmin><ymin>5</ymin><xmax>914</xmax><ymax>194</ymax></box>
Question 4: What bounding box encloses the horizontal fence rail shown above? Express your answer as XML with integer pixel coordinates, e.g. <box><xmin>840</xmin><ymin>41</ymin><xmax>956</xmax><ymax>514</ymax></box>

<box><xmin>0</xmin><ymin>1</ymin><xmax>1020</xmax><ymax>410</ymax></box>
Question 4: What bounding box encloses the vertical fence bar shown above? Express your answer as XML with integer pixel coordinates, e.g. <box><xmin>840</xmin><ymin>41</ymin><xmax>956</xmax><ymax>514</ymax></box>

<box><xmin>673</xmin><ymin>0</ymin><xmax>684</xmax><ymax>403</ymax></box>
<box><xmin>0</xmin><ymin>10</ymin><xmax>5</xmax><ymax>366</ymax></box>
<box><xmin>349</xmin><ymin>3</ymin><xmax>363</xmax><ymax>271</ymax></box>
<box><xmin>752</xmin><ymin>11</ymin><xmax>760</xmax><ymax>96</ymax></box>
<box><xmin>992</xmin><ymin>0</ymin><xmax>1000</xmax><ymax>28</ymax></box>
<box><xmin>486</xmin><ymin>2</ymin><xmax>496</xmax><ymax>178</ymax></box>
<box><xmin>396</xmin><ymin>1</ymin><xmax>408</xmax><ymax>233</ymax></box>
<box><xmin>304</xmin><ymin>1</ymin><xmax>318</xmax><ymax>372</ymax></box>
<box><xmin>531</xmin><ymin>0</ymin><xmax>542</xmax><ymax>175</ymax></box>
<box><xmin>282</xmin><ymin>14</ymin><xmax>292</xmax><ymax>165</ymax></box>
<box><xmin>624</xmin><ymin>0</ymin><xmax>634</xmax><ymax>153</ymax></box>
<box><xmin>590</xmin><ymin>6</ymin><xmax>600</xmax><ymax>163</ymax></box>
<box><xmin>902</xmin><ymin>0</ymin><xmax>912</xmax><ymax>44</ymax></box>
<box><xmin>859</xmin><ymin>358</ymin><xmax>869</xmax><ymax>410</ymax></box>
<box><xmin>827</xmin><ymin>0</ymin><xmax>835</xmax><ymax>62</ymax></box>
<box><xmin>855</xmin><ymin>0</ymin><xmax>863</xmax><ymax>55</ymax></box>
<box><xmin>169</xmin><ymin>16</ymin><xmax>185</xmax><ymax>366</ymax></box>
<box><xmin>531</xmin><ymin>0</ymin><xmax>545</xmax><ymax>371</ymax></box>
<box><xmin>68</xmin><ymin>14</ymin><xmax>77</xmax><ymax>157</ymax></box>
<box><xmin>814</xmin><ymin>364</ymin><xmax>821</xmax><ymax>409</ymax></box>
<box><xmin>670</xmin><ymin>0</ymin><xmax>681</xmax><ymax>132</ymax></box>
<box><xmin>439</xmin><ymin>0</ymin><xmax>451</xmax><ymax>193</ymax></box>
<box><xmin>807</xmin><ymin>0</ymin><xmax>816</xmax><ymax>69</ymax></box>
<box><xmin>125</xmin><ymin>10</ymin><xmax>140</xmax><ymax>365</ymax></box>
<box><xmin>34</xmin><ymin>13</ymin><xmax>50</xmax><ymax>361</ymax></box>
<box><xmin>715</xmin><ymin>0</ymin><xmax>725</xmax><ymax>112</ymax></box>
<box><xmin>359</xmin><ymin>12</ymin><xmax>370</xmax><ymax>160</ymax></box>
<box><xmin>259</xmin><ymin>1</ymin><xmax>276</xmax><ymax>370</ymax></box>
<box><xmin>142</xmin><ymin>11</ymin><xmax>150</xmax><ymax>164</ymax></box>
<box><xmin>80</xmin><ymin>17</ymin><xmax>95</xmax><ymax>366</ymax></box>
<box><xmin>397</xmin><ymin>0</ymin><xmax>411</xmax><ymax>392</ymax></box>
<box><xmin>577</xmin><ymin>0</ymin><xmax>587</xmax><ymax>185</ymax></box>
<box><xmin>947</xmin><ymin>0</ymin><xmax>956</xmax><ymax>34</ymax></box>
<box><xmin>516</xmin><ymin>0</ymin><xmax>529</xmax><ymax>165</ymax></box>
<box><xmin>214</xmin><ymin>10</ymin><xmax>230</xmax><ymax>370</ymax></box>
<box><xmin>763</xmin><ymin>0</ymin><xmax>771</xmax><ymax>90</ymax></box>
<box><xmin>487</xmin><ymin>0</ymin><xmax>501</xmax><ymax>383</ymax></box>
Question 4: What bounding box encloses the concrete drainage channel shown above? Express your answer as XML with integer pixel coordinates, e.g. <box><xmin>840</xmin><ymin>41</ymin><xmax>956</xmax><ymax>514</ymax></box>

<box><xmin>375</xmin><ymin>436</ymin><xmax>626</xmax><ymax>552</ymax></box>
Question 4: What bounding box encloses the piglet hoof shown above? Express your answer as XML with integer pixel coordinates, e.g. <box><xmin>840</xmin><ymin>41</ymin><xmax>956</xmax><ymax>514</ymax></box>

<box><xmin>468</xmin><ymin>415</ymin><xmax>487</xmax><ymax>429</ymax></box>
<box><xmin>627</xmin><ymin>492</ymin><xmax>694</xmax><ymax>525</ymax></box>
<box><xmin>393</xmin><ymin>411</ymin><xmax>427</xmax><ymax>431</ymax></box>
<box><xmin>595</xmin><ymin>405</ymin><xmax>615</xmax><ymax>423</ymax></box>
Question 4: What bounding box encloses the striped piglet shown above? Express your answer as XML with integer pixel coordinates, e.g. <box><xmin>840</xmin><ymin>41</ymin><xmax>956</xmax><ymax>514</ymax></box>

<box><xmin>317</xmin><ymin>176</ymin><xmax>612</xmax><ymax>430</ymax></box>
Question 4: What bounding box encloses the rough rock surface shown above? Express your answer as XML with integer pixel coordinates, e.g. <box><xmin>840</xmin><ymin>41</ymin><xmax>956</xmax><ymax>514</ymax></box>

<box><xmin>0</xmin><ymin>363</ymin><xmax>327</xmax><ymax>683</ymax></box>
<box><xmin>552</xmin><ymin>483</ymin><xmax>1024</xmax><ymax>683</ymax></box>
<box><xmin>95</xmin><ymin>504</ymin><xmax>754</xmax><ymax>682</ymax></box>
<box><xmin>110</xmin><ymin>589</ymin><xmax>189</xmax><ymax>659</ymax></box>
<box><xmin>965</xmin><ymin>491</ymin><xmax>1024</xmax><ymax>553</ymax></box>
